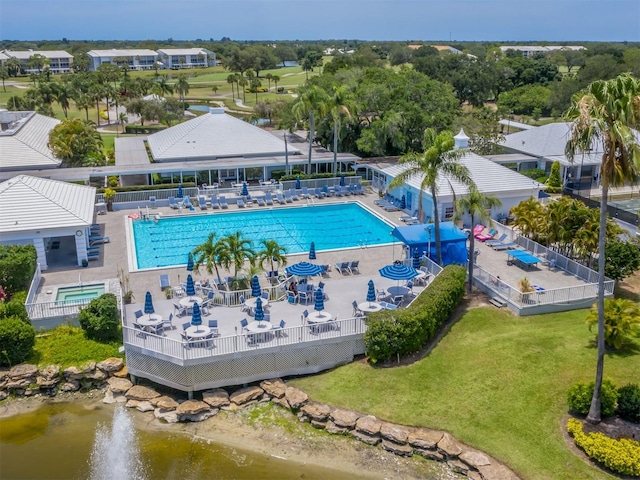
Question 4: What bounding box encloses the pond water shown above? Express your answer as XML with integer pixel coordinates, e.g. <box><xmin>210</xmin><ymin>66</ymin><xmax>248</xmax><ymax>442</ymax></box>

<box><xmin>0</xmin><ymin>403</ymin><xmax>373</xmax><ymax>480</ymax></box>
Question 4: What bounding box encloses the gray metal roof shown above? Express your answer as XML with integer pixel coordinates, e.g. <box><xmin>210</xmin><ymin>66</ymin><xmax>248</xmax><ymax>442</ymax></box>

<box><xmin>380</xmin><ymin>152</ymin><xmax>543</xmax><ymax>198</ymax></box>
<box><xmin>87</xmin><ymin>49</ymin><xmax>158</xmax><ymax>57</ymax></box>
<box><xmin>114</xmin><ymin>137</ymin><xmax>151</xmax><ymax>166</ymax></box>
<box><xmin>0</xmin><ymin>112</ymin><xmax>62</xmax><ymax>170</ymax></box>
<box><xmin>0</xmin><ymin>175</ymin><xmax>95</xmax><ymax>234</ymax></box>
<box><xmin>3</xmin><ymin>50</ymin><xmax>73</xmax><ymax>59</ymax></box>
<box><xmin>147</xmin><ymin>110</ymin><xmax>300</xmax><ymax>161</ymax></box>
<box><xmin>157</xmin><ymin>48</ymin><xmax>212</xmax><ymax>56</ymax></box>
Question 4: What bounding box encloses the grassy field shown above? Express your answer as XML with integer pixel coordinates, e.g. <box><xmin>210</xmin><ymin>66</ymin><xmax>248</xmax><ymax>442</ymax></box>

<box><xmin>289</xmin><ymin>307</ymin><xmax>639</xmax><ymax>480</ymax></box>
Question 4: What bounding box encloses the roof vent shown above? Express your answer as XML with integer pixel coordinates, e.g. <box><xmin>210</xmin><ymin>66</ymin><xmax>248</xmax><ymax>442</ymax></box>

<box><xmin>209</xmin><ymin>107</ymin><xmax>225</xmax><ymax>115</ymax></box>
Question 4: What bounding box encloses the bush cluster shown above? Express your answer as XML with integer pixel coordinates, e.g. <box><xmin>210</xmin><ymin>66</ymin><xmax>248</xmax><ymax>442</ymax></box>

<box><xmin>0</xmin><ymin>244</ymin><xmax>37</xmax><ymax>296</ymax></box>
<box><xmin>78</xmin><ymin>293</ymin><xmax>120</xmax><ymax>342</ymax></box>
<box><xmin>617</xmin><ymin>384</ymin><xmax>640</xmax><ymax>423</ymax></box>
<box><xmin>0</xmin><ymin>316</ymin><xmax>36</xmax><ymax>366</ymax></box>
<box><xmin>364</xmin><ymin>265</ymin><xmax>466</xmax><ymax>363</ymax></box>
<box><xmin>567</xmin><ymin>418</ymin><xmax>640</xmax><ymax>477</ymax></box>
<box><xmin>567</xmin><ymin>379</ymin><xmax>619</xmax><ymax>418</ymax></box>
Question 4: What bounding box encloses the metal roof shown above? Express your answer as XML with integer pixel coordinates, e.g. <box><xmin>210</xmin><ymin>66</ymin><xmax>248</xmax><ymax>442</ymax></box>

<box><xmin>87</xmin><ymin>49</ymin><xmax>158</xmax><ymax>57</ymax></box>
<box><xmin>3</xmin><ymin>50</ymin><xmax>73</xmax><ymax>59</ymax></box>
<box><xmin>147</xmin><ymin>110</ymin><xmax>300</xmax><ymax>161</ymax></box>
<box><xmin>0</xmin><ymin>175</ymin><xmax>96</xmax><ymax>234</ymax></box>
<box><xmin>114</xmin><ymin>137</ymin><xmax>151</xmax><ymax>166</ymax></box>
<box><xmin>379</xmin><ymin>152</ymin><xmax>543</xmax><ymax>198</ymax></box>
<box><xmin>0</xmin><ymin>112</ymin><xmax>62</xmax><ymax>170</ymax></box>
<box><xmin>157</xmin><ymin>48</ymin><xmax>212</xmax><ymax>56</ymax></box>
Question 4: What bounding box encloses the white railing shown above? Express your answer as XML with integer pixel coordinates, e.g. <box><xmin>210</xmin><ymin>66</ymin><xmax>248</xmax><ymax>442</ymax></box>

<box><xmin>96</xmin><ymin>187</ymin><xmax>199</xmax><ymax>205</ymax></box>
<box><xmin>25</xmin><ymin>263</ymin><xmax>42</xmax><ymax>306</ymax></box>
<box><xmin>182</xmin><ymin>279</ymin><xmax>288</xmax><ymax>308</ymax></box>
<box><xmin>123</xmin><ymin>315</ymin><xmax>367</xmax><ymax>361</ymax></box>
<box><xmin>280</xmin><ymin>176</ymin><xmax>362</xmax><ymax>191</ymax></box>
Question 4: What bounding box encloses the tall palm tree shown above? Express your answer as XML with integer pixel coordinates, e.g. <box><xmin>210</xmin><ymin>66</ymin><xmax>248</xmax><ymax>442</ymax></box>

<box><xmin>454</xmin><ymin>187</ymin><xmax>502</xmax><ymax>293</ymax></box>
<box><xmin>174</xmin><ymin>74</ymin><xmax>190</xmax><ymax>111</ymax></box>
<box><xmin>327</xmin><ymin>85</ymin><xmax>356</xmax><ymax>174</ymax></box>
<box><xmin>153</xmin><ymin>75</ymin><xmax>174</xmax><ymax>97</ymax></box>
<box><xmin>257</xmin><ymin>239</ymin><xmax>288</xmax><ymax>274</ymax></box>
<box><xmin>390</xmin><ymin>128</ymin><xmax>474</xmax><ymax>265</ymax></box>
<box><xmin>52</xmin><ymin>81</ymin><xmax>72</xmax><ymax>118</ymax></box>
<box><xmin>221</xmin><ymin>231</ymin><xmax>256</xmax><ymax>279</ymax></box>
<box><xmin>226</xmin><ymin>74</ymin><xmax>237</xmax><ymax>99</ymax></box>
<box><xmin>565</xmin><ymin>73</ymin><xmax>640</xmax><ymax>424</ymax></box>
<box><xmin>238</xmin><ymin>76</ymin><xmax>248</xmax><ymax>104</ymax></box>
<box><xmin>292</xmin><ymin>85</ymin><xmax>330</xmax><ymax>174</ymax></box>
<box><xmin>192</xmin><ymin>232</ymin><xmax>228</xmax><ymax>287</ymax></box>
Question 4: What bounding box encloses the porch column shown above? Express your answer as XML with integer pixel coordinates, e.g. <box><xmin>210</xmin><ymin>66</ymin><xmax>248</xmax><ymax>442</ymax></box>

<box><xmin>33</xmin><ymin>238</ymin><xmax>48</xmax><ymax>271</ymax></box>
<box><xmin>75</xmin><ymin>230</ymin><xmax>88</xmax><ymax>266</ymax></box>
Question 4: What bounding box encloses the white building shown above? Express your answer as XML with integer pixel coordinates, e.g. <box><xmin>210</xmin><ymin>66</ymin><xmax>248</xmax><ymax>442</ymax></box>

<box><xmin>1</xmin><ymin>50</ymin><xmax>73</xmax><ymax>73</ymax></box>
<box><xmin>499</xmin><ymin>45</ymin><xmax>586</xmax><ymax>57</ymax></box>
<box><xmin>0</xmin><ymin>111</ymin><xmax>62</xmax><ymax>171</ymax></box>
<box><xmin>156</xmin><ymin>48</ymin><xmax>216</xmax><ymax>69</ymax></box>
<box><xmin>87</xmin><ymin>49</ymin><xmax>158</xmax><ymax>71</ymax></box>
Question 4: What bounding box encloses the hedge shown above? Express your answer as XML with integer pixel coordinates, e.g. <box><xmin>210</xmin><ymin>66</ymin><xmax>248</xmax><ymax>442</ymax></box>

<box><xmin>78</xmin><ymin>293</ymin><xmax>120</xmax><ymax>342</ymax></box>
<box><xmin>617</xmin><ymin>384</ymin><xmax>640</xmax><ymax>423</ymax></box>
<box><xmin>364</xmin><ymin>265</ymin><xmax>466</xmax><ymax>363</ymax></box>
<box><xmin>0</xmin><ymin>244</ymin><xmax>37</xmax><ymax>297</ymax></box>
<box><xmin>0</xmin><ymin>316</ymin><xmax>36</xmax><ymax>367</ymax></box>
<box><xmin>124</xmin><ymin>125</ymin><xmax>167</xmax><ymax>134</ymax></box>
<box><xmin>567</xmin><ymin>418</ymin><xmax>640</xmax><ymax>477</ymax></box>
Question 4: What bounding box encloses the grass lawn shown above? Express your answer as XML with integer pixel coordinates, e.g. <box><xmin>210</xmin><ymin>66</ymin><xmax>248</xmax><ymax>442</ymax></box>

<box><xmin>28</xmin><ymin>325</ymin><xmax>122</xmax><ymax>368</ymax></box>
<box><xmin>290</xmin><ymin>306</ymin><xmax>639</xmax><ymax>480</ymax></box>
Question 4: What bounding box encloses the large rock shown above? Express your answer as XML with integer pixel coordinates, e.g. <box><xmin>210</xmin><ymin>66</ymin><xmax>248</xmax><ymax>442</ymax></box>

<box><xmin>202</xmin><ymin>388</ymin><xmax>230</xmax><ymax>408</ymax></box>
<box><xmin>437</xmin><ymin>433</ymin><xmax>463</xmax><ymax>458</ymax></box>
<box><xmin>330</xmin><ymin>408</ymin><xmax>360</xmax><ymax>429</ymax></box>
<box><xmin>5</xmin><ymin>377</ymin><xmax>32</xmax><ymax>389</ymax></box>
<box><xmin>447</xmin><ymin>459</ymin><xmax>469</xmax><ymax>475</ymax></box>
<box><xmin>459</xmin><ymin>449</ymin><xmax>492</xmax><ymax>469</ymax></box>
<box><xmin>408</xmin><ymin>428</ymin><xmax>444</xmax><ymax>450</ymax></box>
<box><xmin>477</xmin><ymin>463</ymin><xmax>519</xmax><ymax>480</ymax></box>
<box><xmin>325</xmin><ymin>420</ymin><xmax>350</xmax><ymax>435</ymax></box>
<box><xmin>355</xmin><ymin>415</ymin><xmax>381</xmax><ymax>436</ymax></box>
<box><xmin>154</xmin><ymin>408</ymin><xmax>179</xmax><ymax>423</ymax></box>
<box><xmin>125</xmin><ymin>385</ymin><xmax>160</xmax><ymax>401</ymax></box>
<box><xmin>284</xmin><ymin>386</ymin><xmax>308</xmax><ymax>409</ymax></box>
<box><xmin>36</xmin><ymin>365</ymin><xmax>60</xmax><ymax>388</ymax></box>
<box><xmin>9</xmin><ymin>364</ymin><xmax>38</xmax><ymax>380</ymax></box>
<box><xmin>382</xmin><ymin>439</ymin><xmax>413</xmax><ymax>457</ymax></box>
<box><xmin>230</xmin><ymin>386</ymin><xmax>263</xmax><ymax>406</ymax></box>
<box><xmin>60</xmin><ymin>381</ymin><xmax>80</xmax><ymax>392</ymax></box>
<box><xmin>176</xmin><ymin>400</ymin><xmax>210</xmax><ymax>416</ymax></box>
<box><xmin>310</xmin><ymin>419</ymin><xmax>327</xmax><ymax>429</ymax></box>
<box><xmin>97</xmin><ymin>357</ymin><xmax>124</xmax><ymax>373</ymax></box>
<box><xmin>86</xmin><ymin>369</ymin><xmax>108</xmax><ymax>382</ymax></box>
<box><xmin>260</xmin><ymin>378</ymin><xmax>286</xmax><ymax>398</ymax></box>
<box><xmin>414</xmin><ymin>448</ymin><xmax>444</xmax><ymax>461</ymax></box>
<box><xmin>380</xmin><ymin>422</ymin><xmax>410</xmax><ymax>444</ymax></box>
<box><xmin>271</xmin><ymin>395</ymin><xmax>290</xmax><ymax>409</ymax></box>
<box><xmin>112</xmin><ymin>366</ymin><xmax>128</xmax><ymax>378</ymax></box>
<box><xmin>63</xmin><ymin>366</ymin><xmax>86</xmax><ymax>381</ymax></box>
<box><xmin>126</xmin><ymin>399</ymin><xmax>155</xmax><ymax>412</ymax></box>
<box><xmin>107</xmin><ymin>377</ymin><xmax>133</xmax><ymax>393</ymax></box>
<box><xmin>300</xmin><ymin>401</ymin><xmax>331</xmax><ymax>422</ymax></box>
<box><xmin>156</xmin><ymin>396</ymin><xmax>179</xmax><ymax>410</ymax></box>
<box><xmin>351</xmin><ymin>430</ymin><xmax>381</xmax><ymax>446</ymax></box>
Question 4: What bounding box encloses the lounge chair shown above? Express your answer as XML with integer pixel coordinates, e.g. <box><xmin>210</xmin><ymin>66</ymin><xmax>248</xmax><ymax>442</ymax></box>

<box><xmin>89</xmin><ymin>236</ymin><xmax>110</xmax><ymax>246</ymax></box>
<box><xmin>472</xmin><ymin>224</ymin><xmax>485</xmax><ymax>236</ymax></box>
<box><xmin>400</xmin><ymin>210</ymin><xmax>418</xmax><ymax>222</ymax></box>
<box><xmin>313</xmin><ymin>188</ymin><xmax>325</xmax><ymax>199</ymax></box>
<box><xmin>219</xmin><ymin>196</ymin><xmax>229</xmax><ymax>209</ymax></box>
<box><xmin>354</xmin><ymin>183</ymin><xmax>365</xmax><ymax>195</ymax></box>
<box><xmin>322</xmin><ymin>185</ymin><xmax>333</xmax><ymax>197</ymax></box>
<box><xmin>237</xmin><ymin>198</ymin><xmax>246</xmax><ymax>208</ymax></box>
<box><xmin>486</xmin><ymin>233</ymin><xmax>508</xmax><ymax>246</ymax></box>
<box><xmin>335</xmin><ymin>262</ymin><xmax>350</xmax><ymax>274</ymax></box>
<box><xmin>168</xmin><ymin>196</ymin><xmax>179</xmax><ymax>209</ymax></box>
<box><xmin>321</xmin><ymin>264</ymin><xmax>331</xmax><ymax>277</ymax></box>
<box><xmin>284</xmin><ymin>191</ymin><xmax>293</xmax><ymax>203</ymax></box>
<box><xmin>149</xmin><ymin>196</ymin><xmax>157</xmax><ymax>209</ymax></box>
<box><xmin>210</xmin><ymin>195</ymin><xmax>220</xmax><ymax>209</ymax></box>
<box><xmin>475</xmin><ymin>228</ymin><xmax>498</xmax><ymax>242</ymax></box>
<box><xmin>347</xmin><ymin>260</ymin><xmax>360</xmax><ymax>274</ymax></box>
<box><xmin>492</xmin><ymin>241</ymin><xmax>517</xmax><ymax>251</ymax></box>
<box><xmin>289</xmin><ymin>189</ymin><xmax>300</xmax><ymax>201</ymax></box>
<box><xmin>198</xmin><ymin>196</ymin><xmax>208</xmax><ymax>210</ymax></box>
<box><xmin>382</xmin><ymin>202</ymin><xmax>400</xmax><ymax>212</ymax></box>
<box><xmin>275</xmin><ymin>192</ymin><xmax>286</xmax><ymax>204</ymax></box>
<box><xmin>379</xmin><ymin>301</ymin><xmax>398</xmax><ymax>310</ymax></box>
<box><xmin>265</xmin><ymin>192</ymin><xmax>274</xmax><ymax>205</ymax></box>
<box><xmin>182</xmin><ymin>196</ymin><xmax>193</xmax><ymax>209</ymax></box>
<box><xmin>255</xmin><ymin>196</ymin><xmax>266</xmax><ymax>207</ymax></box>
<box><xmin>159</xmin><ymin>274</ymin><xmax>170</xmax><ymax>290</ymax></box>
<box><xmin>300</xmin><ymin>187</ymin><xmax>311</xmax><ymax>199</ymax></box>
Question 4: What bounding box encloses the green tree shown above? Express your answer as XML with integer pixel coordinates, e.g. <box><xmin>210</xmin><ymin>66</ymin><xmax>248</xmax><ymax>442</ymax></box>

<box><xmin>0</xmin><ymin>66</ymin><xmax>8</xmax><ymax>93</ymax></box>
<box><xmin>192</xmin><ymin>232</ymin><xmax>229</xmax><ymax>287</ymax></box>
<box><xmin>257</xmin><ymin>239</ymin><xmax>288</xmax><ymax>274</ymax></box>
<box><xmin>78</xmin><ymin>293</ymin><xmax>120</xmax><ymax>342</ymax></box>
<box><xmin>226</xmin><ymin>73</ymin><xmax>237</xmax><ymax>99</ymax></box>
<box><xmin>390</xmin><ymin>129</ymin><xmax>474</xmax><ymax>265</ymax></box>
<box><xmin>174</xmin><ymin>74</ymin><xmax>190</xmax><ymax>111</ymax></box>
<box><xmin>0</xmin><ymin>317</ymin><xmax>36</xmax><ymax>367</ymax></box>
<box><xmin>221</xmin><ymin>231</ymin><xmax>256</xmax><ymax>279</ymax></box>
<box><xmin>292</xmin><ymin>85</ymin><xmax>330</xmax><ymax>174</ymax></box>
<box><xmin>605</xmin><ymin>239</ymin><xmax>640</xmax><ymax>281</ymax></box>
<box><xmin>327</xmin><ymin>85</ymin><xmax>356</xmax><ymax>174</ymax></box>
<box><xmin>52</xmin><ymin>81</ymin><xmax>73</xmax><ymax>118</ymax></box>
<box><xmin>48</xmin><ymin>118</ymin><xmax>104</xmax><ymax>167</ymax></box>
<box><xmin>152</xmin><ymin>75</ymin><xmax>174</xmax><ymax>97</ymax></box>
<box><xmin>454</xmin><ymin>187</ymin><xmax>502</xmax><ymax>293</ymax></box>
<box><xmin>565</xmin><ymin>73</ymin><xmax>640</xmax><ymax>423</ymax></box>
<box><xmin>545</xmin><ymin>161</ymin><xmax>562</xmax><ymax>193</ymax></box>
<box><xmin>5</xmin><ymin>57</ymin><xmax>23</xmax><ymax>77</ymax></box>
<box><xmin>0</xmin><ymin>244</ymin><xmax>37</xmax><ymax>295</ymax></box>
<box><xmin>586</xmin><ymin>298</ymin><xmax>640</xmax><ymax>350</ymax></box>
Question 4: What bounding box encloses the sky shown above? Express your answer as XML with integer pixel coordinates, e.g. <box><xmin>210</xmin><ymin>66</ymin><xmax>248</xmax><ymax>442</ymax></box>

<box><xmin>1</xmin><ymin>0</ymin><xmax>639</xmax><ymax>42</ymax></box>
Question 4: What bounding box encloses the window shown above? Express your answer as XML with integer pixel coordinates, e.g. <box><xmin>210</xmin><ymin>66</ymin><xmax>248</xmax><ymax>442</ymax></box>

<box><xmin>444</xmin><ymin>206</ymin><xmax>454</xmax><ymax>220</ymax></box>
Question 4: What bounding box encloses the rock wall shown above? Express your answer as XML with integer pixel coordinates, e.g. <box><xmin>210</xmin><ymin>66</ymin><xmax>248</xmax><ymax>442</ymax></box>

<box><xmin>0</xmin><ymin>362</ymin><xmax>519</xmax><ymax>480</ymax></box>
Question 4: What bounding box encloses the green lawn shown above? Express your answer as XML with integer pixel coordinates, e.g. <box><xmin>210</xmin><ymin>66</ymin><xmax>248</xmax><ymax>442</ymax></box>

<box><xmin>290</xmin><ymin>307</ymin><xmax>639</xmax><ymax>480</ymax></box>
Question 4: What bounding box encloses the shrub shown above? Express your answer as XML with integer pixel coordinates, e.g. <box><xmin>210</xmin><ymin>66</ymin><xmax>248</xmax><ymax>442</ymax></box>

<box><xmin>0</xmin><ymin>245</ymin><xmax>37</xmax><ymax>296</ymax></box>
<box><xmin>567</xmin><ymin>418</ymin><xmax>640</xmax><ymax>477</ymax></box>
<box><xmin>0</xmin><ymin>291</ymin><xmax>29</xmax><ymax>323</ymax></box>
<box><xmin>567</xmin><ymin>379</ymin><xmax>618</xmax><ymax>418</ymax></box>
<box><xmin>0</xmin><ymin>316</ymin><xmax>36</xmax><ymax>366</ymax></box>
<box><xmin>364</xmin><ymin>265</ymin><xmax>466</xmax><ymax>363</ymax></box>
<box><xmin>617</xmin><ymin>384</ymin><xmax>640</xmax><ymax>423</ymax></box>
<box><xmin>78</xmin><ymin>293</ymin><xmax>120</xmax><ymax>342</ymax></box>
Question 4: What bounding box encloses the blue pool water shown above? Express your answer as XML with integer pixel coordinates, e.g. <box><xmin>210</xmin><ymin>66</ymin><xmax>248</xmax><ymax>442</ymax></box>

<box><xmin>131</xmin><ymin>203</ymin><xmax>394</xmax><ymax>270</ymax></box>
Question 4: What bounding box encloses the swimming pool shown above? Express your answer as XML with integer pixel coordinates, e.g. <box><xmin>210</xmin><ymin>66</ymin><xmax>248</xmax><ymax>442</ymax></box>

<box><xmin>54</xmin><ymin>284</ymin><xmax>106</xmax><ymax>304</ymax></box>
<box><xmin>130</xmin><ymin>203</ymin><xmax>395</xmax><ymax>270</ymax></box>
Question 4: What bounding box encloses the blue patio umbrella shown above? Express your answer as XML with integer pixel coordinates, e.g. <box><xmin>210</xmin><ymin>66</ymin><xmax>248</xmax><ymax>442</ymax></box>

<box><xmin>143</xmin><ymin>291</ymin><xmax>155</xmax><ymax>314</ymax></box>
<box><xmin>400</xmin><ymin>195</ymin><xmax>406</xmax><ymax>210</ymax></box>
<box><xmin>295</xmin><ymin>176</ymin><xmax>301</xmax><ymax>189</ymax></box>
<box><xmin>314</xmin><ymin>288</ymin><xmax>325</xmax><ymax>312</ymax></box>
<box><xmin>379</xmin><ymin>263</ymin><xmax>419</xmax><ymax>281</ymax></box>
<box><xmin>251</xmin><ymin>275</ymin><xmax>261</xmax><ymax>297</ymax></box>
<box><xmin>185</xmin><ymin>274</ymin><xmax>196</xmax><ymax>297</ymax></box>
<box><xmin>254</xmin><ymin>297</ymin><xmax>265</xmax><ymax>321</ymax></box>
<box><xmin>186</xmin><ymin>252</ymin><xmax>194</xmax><ymax>272</ymax></box>
<box><xmin>241</xmin><ymin>182</ymin><xmax>249</xmax><ymax>197</ymax></box>
<box><xmin>177</xmin><ymin>184</ymin><xmax>183</xmax><ymax>199</ymax></box>
<box><xmin>309</xmin><ymin>242</ymin><xmax>316</xmax><ymax>260</ymax></box>
<box><xmin>190</xmin><ymin>303</ymin><xmax>202</xmax><ymax>329</ymax></box>
<box><xmin>412</xmin><ymin>249</ymin><xmax>420</xmax><ymax>269</ymax></box>
<box><xmin>339</xmin><ymin>175</ymin><xmax>345</xmax><ymax>187</ymax></box>
<box><xmin>366</xmin><ymin>280</ymin><xmax>376</xmax><ymax>303</ymax></box>
<box><xmin>285</xmin><ymin>261</ymin><xmax>324</xmax><ymax>277</ymax></box>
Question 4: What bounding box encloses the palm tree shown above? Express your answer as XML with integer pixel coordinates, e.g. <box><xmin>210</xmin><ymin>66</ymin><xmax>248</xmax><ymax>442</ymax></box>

<box><xmin>238</xmin><ymin>76</ymin><xmax>248</xmax><ymax>104</ymax></box>
<box><xmin>265</xmin><ymin>73</ymin><xmax>273</xmax><ymax>91</ymax></box>
<box><xmin>226</xmin><ymin>74</ymin><xmax>237</xmax><ymax>99</ymax></box>
<box><xmin>52</xmin><ymin>81</ymin><xmax>72</xmax><ymax>118</ymax></box>
<box><xmin>174</xmin><ymin>74</ymin><xmax>190</xmax><ymax>111</ymax></box>
<box><xmin>454</xmin><ymin>187</ymin><xmax>502</xmax><ymax>293</ymax></box>
<box><xmin>327</xmin><ymin>85</ymin><xmax>356</xmax><ymax>174</ymax></box>
<box><xmin>565</xmin><ymin>73</ymin><xmax>640</xmax><ymax>424</ymax></box>
<box><xmin>586</xmin><ymin>298</ymin><xmax>640</xmax><ymax>350</ymax></box>
<box><xmin>272</xmin><ymin>75</ymin><xmax>280</xmax><ymax>92</ymax></box>
<box><xmin>192</xmin><ymin>232</ymin><xmax>228</xmax><ymax>287</ymax></box>
<box><xmin>118</xmin><ymin>112</ymin><xmax>128</xmax><ymax>134</ymax></box>
<box><xmin>389</xmin><ymin>128</ymin><xmax>474</xmax><ymax>265</ymax></box>
<box><xmin>257</xmin><ymin>239</ymin><xmax>288</xmax><ymax>275</ymax></box>
<box><xmin>73</xmin><ymin>92</ymin><xmax>92</xmax><ymax>122</ymax></box>
<box><xmin>221</xmin><ymin>231</ymin><xmax>256</xmax><ymax>279</ymax></box>
<box><xmin>292</xmin><ymin>85</ymin><xmax>330</xmax><ymax>174</ymax></box>
<box><xmin>153</xmin><ymin>75</ymin><xmax>174</xmax><ymax>97</ymax></box>
<box><xmin>250</xmin><ymin>78</ymin><xmax>262</xmax><ymax>103</ymax></box>
<box><xmin>0</xmin><ymin>66</ymin><xmax>9</xmax><ymax>93</ymax></box>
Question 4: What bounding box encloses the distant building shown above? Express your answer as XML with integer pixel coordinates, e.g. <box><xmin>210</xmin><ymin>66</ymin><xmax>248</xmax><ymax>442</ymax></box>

<box><xmin>431</xmin><ymin>45</ymin><xmax>463</xmax><ymax>54</ymax></box>
<box><xmin>156</xmin><ymin>48</ymin><xmax>216</xmax><ymax>69</ymax></box>
<box><xmin>0</xmin><ymin>111</ymin><xmax>62</xmax><ymax>171</ymax></box>
<box><xmin>1</xmin><ymin>50</ymin><xmax>73</xmax><ymax>74</ymax></box>
<box><xmin>87</xmin><ymin>49</ymin><xmax>159</xmax><ymax>71</ymax></box>
<box><xmin>499</xmin><ymin>45</ymin><xmax>586</xmax><ymax>57</ymax></box>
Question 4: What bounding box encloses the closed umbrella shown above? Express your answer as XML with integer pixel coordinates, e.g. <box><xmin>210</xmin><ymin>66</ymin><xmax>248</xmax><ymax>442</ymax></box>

<box><xmin>185</xmin><ymin>274</ymin><xmax>196</xmax><ymax>297</ymax></box>
<box><xmin>295</xmin><ymin>176</ymin><xmax>301</xmax><ymax>189</ymax></box>
<box><xmin>254</xmin><ymin>297</ymin><xmax>264</xmax><ymax>321</ymax></box>
<box><xmin>177</xmin><ymin>184</ymin><xmax>183</xmax><ymax>199</ymax></box>
<box><xmin>251</xmin><ymin>275</ymin><xmax>261</xmax><ymax>297</ymax></box>
<box><xmin>186</xmin><ymin>252</ymin><xmax>194</xmax><ymax>272</ymax></box>
<box><xmin>412</xmin><ymin>249</ymin><xmax>420</xmax><ymax>269</ymax></box>
<box><xmin>339</xmin><ymin>175</ymin><xmax>345</xmax><ymax>187</ymax></box>
<box><xmin>285</xmin><ymin>261</ymin><xmax>324</xmax><ymax>277</ymax></box>
<box><xmin>366</xmin><ymin>280</ymin><xmax>376</xmax><ymax>303</ymax></box>
<box><xmin>241</xmin><ymin>182</ymin><xmax>249</xmax><ymax>197</ymax></box>
<box><xmin>190</xmin><ymin>303</ymin><xmax>202</xmax><ymax>331</ymax></box>
<box><xmin>143</xmin><ymin>291</ymin><xmax>154</xmax><ymax>314</ymax></box>
<box><xmin>379</xmin><ymin>263</ymin><xmax>419</xmax><ymax>281</ymax></box>
<box><xmin>309</xmin><ymin>242</ymin><xmax>316</xmax><ymax>260</ymax></box>
<box><xmin>400</xmin><ymin>195</ymin><xmax>406</xmax><ymax>210</ymax></box>
<box><xmin>314</xmin><ymin>288</ymin><xmax>325</xmax><ymax>312</ymax></box>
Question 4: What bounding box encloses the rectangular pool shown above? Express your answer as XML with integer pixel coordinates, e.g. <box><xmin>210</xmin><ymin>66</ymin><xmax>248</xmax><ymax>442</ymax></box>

<box><xmin>54</xmin><ymin>284</ymin><xmax>106</xmax><ymax>304</ymax></box>
<box><xmin>129</xmin><ymin>203</ymin><xmax>395</xmax><ymax>270</ymax></box>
